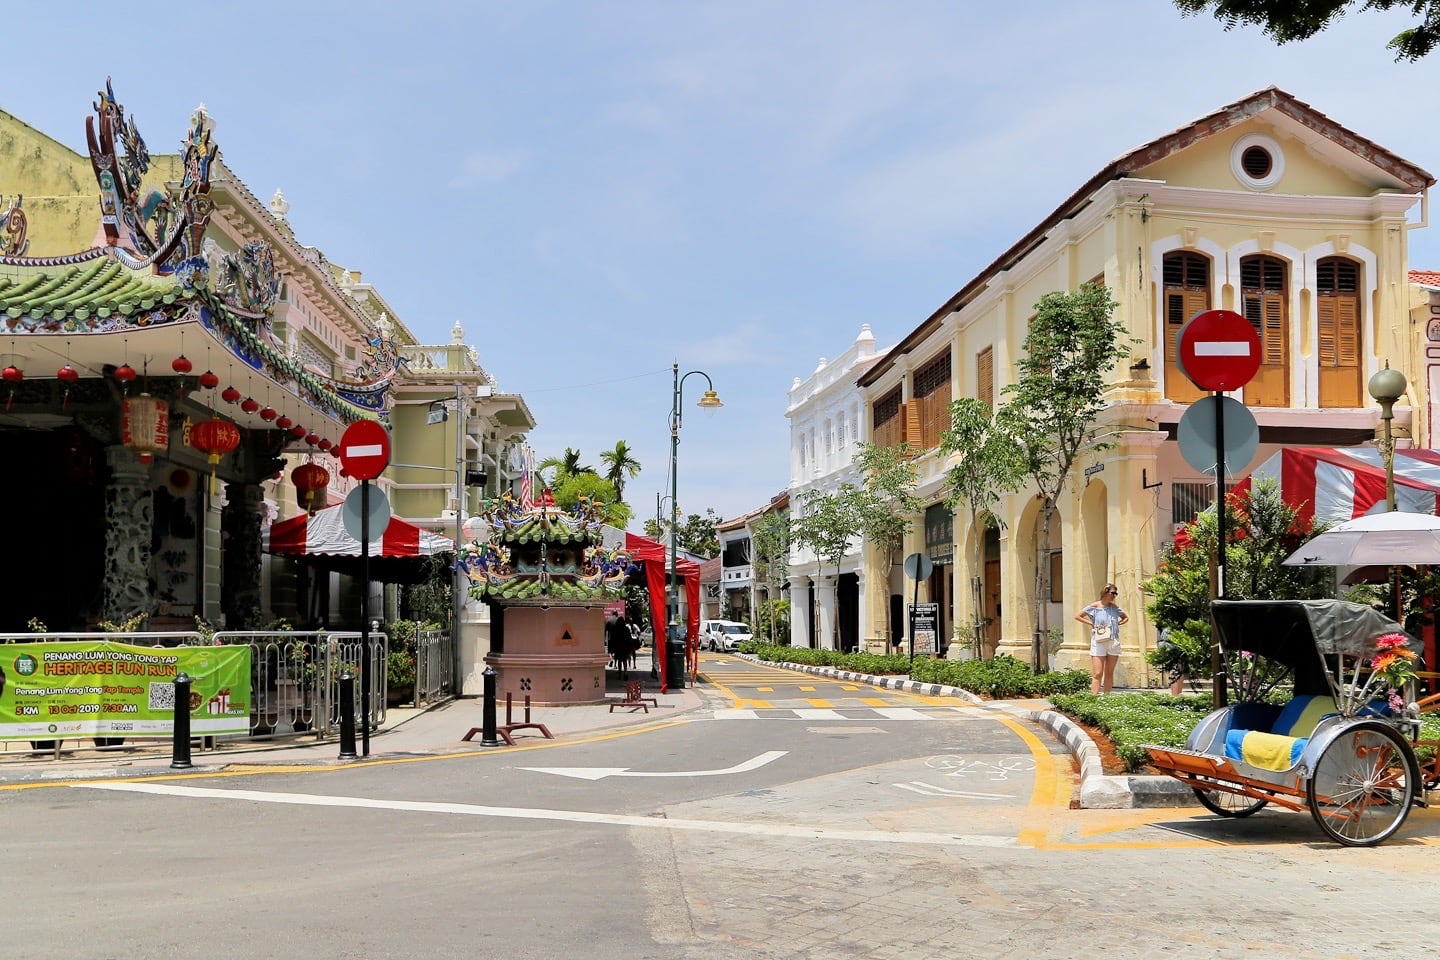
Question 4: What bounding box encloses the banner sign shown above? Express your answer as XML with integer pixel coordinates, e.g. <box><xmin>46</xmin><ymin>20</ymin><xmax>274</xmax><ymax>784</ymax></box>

<box><xmin>0</xmin><ymin>641</ymin><xmax>251</xmax><ymax>740</ymax></box>
<box><xmin>909</xmin><ymin>602</ymin><xmax>939</xmax><ymax>655</ymax></box>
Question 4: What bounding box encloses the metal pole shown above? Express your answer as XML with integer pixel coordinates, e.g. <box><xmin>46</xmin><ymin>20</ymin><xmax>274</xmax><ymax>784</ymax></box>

<box><xmin>1383</xmin><ymin>414</ymin><xmax>1396</xmax><ymax>513</ymax></box>
<box><xmin>667</xmin><ymin>364</ymin><xmax>680</xmax><ymax>693</ymax></box>
<box><xmin>337</xmin><ymin>672</ymin><xmax>357</xmax><ymax>759</ymax></box>
<box><xmin>1211</xmin><ymin>393</ymin><xmax>1227</xmax><ymax>709</ymax></box>
<box><xmin>170</xmin><ymin>673</ymin><xmax>192</xmax><ymax>770</ymax></box>
<box><xmin>361</xmin><ymin>479</ymin><xmax>372</xmax><ymax>757</ymax></box>
<box><xmin>454</xmin><ymin>383</ymin><xmax>466</xmax><ymax>697</ymax></box>
<box><xmin>480</xmin><ymin>665</ymin><xmax>501</xmax><ymax>746</ymax></box>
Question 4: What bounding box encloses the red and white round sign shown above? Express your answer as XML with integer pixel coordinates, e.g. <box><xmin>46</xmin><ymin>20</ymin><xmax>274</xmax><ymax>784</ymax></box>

<box><xmin>338</xmin><ymin>420</ymin><xmax>391</xmax><ymax>481</ymax></box>
<box><xmin>1178</xmin><ymin>309</ymin><xmax>1261</xmax><ymax>392</ymax></box>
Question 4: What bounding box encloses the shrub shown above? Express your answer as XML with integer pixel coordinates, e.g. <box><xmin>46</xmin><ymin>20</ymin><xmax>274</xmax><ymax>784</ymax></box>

<box><xmin>745</xmin><ymin>645</ymin><xmax>1089</xmax><ymax>700</ymax></box>
<box><xmin>1050</xmin><ymin>691</ymin><xmax>1213</xmax><ymax>771</ymax></box>
<box><xmin>387</xmin><ymin>650</ymin><xmax>417</xmax><ymax>688</ymax></box>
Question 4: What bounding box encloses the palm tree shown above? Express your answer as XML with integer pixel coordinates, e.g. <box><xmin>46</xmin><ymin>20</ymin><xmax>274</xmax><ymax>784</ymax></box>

<box><xmin>599</xmin><ymin>441</ymin><xmax>642</xmax><ymax>502</ymax></box>
<box><xmin>536</xmin><ymin>447</ymin><xmax>593</xmax><ymax>487</ymax></box>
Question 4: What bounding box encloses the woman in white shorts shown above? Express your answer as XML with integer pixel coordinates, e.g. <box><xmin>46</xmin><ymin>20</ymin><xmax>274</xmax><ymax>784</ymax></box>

<box><xmin>1076</xmin><ymin>583</ymin><xmax>1128</xmax><ymax>694</ymax></box>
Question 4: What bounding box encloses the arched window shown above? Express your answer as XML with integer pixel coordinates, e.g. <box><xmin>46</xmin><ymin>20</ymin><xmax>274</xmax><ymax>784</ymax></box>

<box><xmin>1163</xmin><ymin>252</ymin><xmax>1210</xmax><ymax>403</ymax></box>
<box><xmin>1240</xmin><ymin>254</ymin><xmax>1289</xmax><ymax>407</ymax></box>
<box><xmin>1316</xmin><ymin>257</ymin><xmax>1362</xmax><ymax>407</ymax></box>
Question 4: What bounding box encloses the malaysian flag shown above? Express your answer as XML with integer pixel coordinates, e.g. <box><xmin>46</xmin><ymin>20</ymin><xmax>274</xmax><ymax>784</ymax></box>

<box><xmin>520</xmin><ymin>444</ymin><xmax>535</xmax><ymax>509</ymax></box>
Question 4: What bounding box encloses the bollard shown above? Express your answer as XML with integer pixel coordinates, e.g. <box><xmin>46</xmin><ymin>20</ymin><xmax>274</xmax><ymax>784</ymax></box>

<box><xmin>337</xmin><ymin>672</ymin><xmax>357</xmax><ymax>759</ymax></box>
<box><xmin>170</xmin><ymin>673</ymin><xmax>193</xmax><ymax>770</ymax></box>
<box><xmin>480</xmin><ymin>666</ymin><xmax>501</xmax><ymax>747</ymax></box>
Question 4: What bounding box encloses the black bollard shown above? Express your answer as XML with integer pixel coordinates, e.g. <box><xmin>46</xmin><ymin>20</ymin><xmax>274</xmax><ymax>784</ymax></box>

<box><xmin>337</xmin><ymin>672</ymin><xmax>357</xmax><ymax>759</ymax></box>
<box><xmin>480</xmin><ymin>666</ymin><xmax>501</xmax><ymax>747</ymax></box>
<box><xmin>170</xmin><ymin>673</ymin><xmax>193</xmax><ymax>770</ymax></box>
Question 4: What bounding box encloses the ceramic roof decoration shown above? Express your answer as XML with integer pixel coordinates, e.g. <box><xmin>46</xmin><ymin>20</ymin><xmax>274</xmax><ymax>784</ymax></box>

<box><xmin>458</xmin><ymin>493</ymin><xmax>635</xmax><ymax>600</ymax></box>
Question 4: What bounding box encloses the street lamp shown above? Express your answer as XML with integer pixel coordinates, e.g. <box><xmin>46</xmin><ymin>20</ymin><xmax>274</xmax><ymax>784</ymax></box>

<box><xmin>1368</xmin><ymin>361</ymin><xmax>1408</xmax><ymax>513</ymax></box>
<box><xmin>667</xmin><ymin>363</ymin><xmax>722</xmax><ymax>691</ymax></box>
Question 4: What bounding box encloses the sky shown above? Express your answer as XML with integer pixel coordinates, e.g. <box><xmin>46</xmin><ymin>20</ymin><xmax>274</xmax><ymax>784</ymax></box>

<box><xmin>5</xmin><ymin>2</ymin><xmax>1440</xmax><ymax>530</ymax></box>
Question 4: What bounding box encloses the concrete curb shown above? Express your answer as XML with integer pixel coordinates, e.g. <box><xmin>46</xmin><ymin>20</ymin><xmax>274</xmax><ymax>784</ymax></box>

<box><xmin>750</xmin><ymin>656</ymin><xmax>1191</xmax><ymax>809</ymax></box>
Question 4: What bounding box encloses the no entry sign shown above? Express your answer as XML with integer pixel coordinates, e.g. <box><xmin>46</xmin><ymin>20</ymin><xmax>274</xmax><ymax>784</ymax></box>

<box><xmin>338</xmin><ymin>419</ymin><xmax>391</xmax><ymax>481</ymax></box>
<box><xmin>1178</xmin><ymin>309</ymin><xmax>1261</xmax><ymax>392</ymax></box>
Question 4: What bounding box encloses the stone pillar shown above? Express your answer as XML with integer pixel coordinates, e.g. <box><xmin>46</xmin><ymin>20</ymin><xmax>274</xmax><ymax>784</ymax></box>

<box><xmin>223</xmin><ymin>480</ymin><xmax>265</xmax><ymax>626</ymax></box>
<box><xmin>103</xmin><ymin>445</ymin><xmax>153</xmax><ymax>623</ymax></box>
<box><xmin>788</xmin><ymin>576</ymin><xmax>811</xmax><ymax>649</ymax></box>
<box><xmin>854</xmin><ymin>567</ymin><xmax>868</xmax><ymax>651</ymax></box>
<box><xmin>814</xmin><ymin>574</ymin><xmax>837</xmax><ymax>650</ymax></box>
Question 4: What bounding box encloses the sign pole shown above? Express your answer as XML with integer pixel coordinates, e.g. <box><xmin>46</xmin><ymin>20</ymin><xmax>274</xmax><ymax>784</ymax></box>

<box><xmin>360</xmin><ymin>478</ymin><xmax>371</xmax><ymax>757</ymax></box>
<box><xmin>1211</xmin><ymin>392</ymin><xmax>1227</xmax><ymax>709</ymax></box>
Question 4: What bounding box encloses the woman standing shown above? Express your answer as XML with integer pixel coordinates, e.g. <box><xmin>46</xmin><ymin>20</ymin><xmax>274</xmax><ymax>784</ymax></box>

<box><xmin>1076</xmin><ymin>583</ymin><xmax>1128</xmax><ymax>695</ymax></box>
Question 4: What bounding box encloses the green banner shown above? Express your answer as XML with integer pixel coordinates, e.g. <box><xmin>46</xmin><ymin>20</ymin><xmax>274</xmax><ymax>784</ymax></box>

<box><xmin>0</xmin><ymin>641</ymin><xmax>252</xmax><ymax>740</ymax></box>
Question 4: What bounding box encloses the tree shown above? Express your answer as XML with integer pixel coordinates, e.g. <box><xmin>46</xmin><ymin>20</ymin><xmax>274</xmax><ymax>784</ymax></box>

<box><xmin>599</xmin><ymin>441</ymin><xmax>642</xmax><ymax>502</ymax></box>
<box><xmin>851</xmin><ymin>442</ymin><xmax>924</xmax><ymax>562</ymax></box>
<box><xmin>939</xmin><ymin>397</ymin><xmax>1025</xmax><ymax>657</ymax></box>
<box><xmin>673</xmin><ymin>508</ymin><xmax>721</xmax><ymax>557</ymax></box>
<box><xmin>790</xmin><ymin>484</ymin><xmax>863</xmax><ymax>648</ymax></box>
<box><xmin>750</xmin><ymin>510</ymin><xmax>792</xmax><ymax>644</ymax></box>
<box><xmin>1174</xmin><ymin>0</ymin><xmax>1440</xmax><ymax>61</ymax></box>
<box><xmin>549</xmin><ymin>472</ymin><xmax>633</xmax><ymax>528</ymax></box>
<box><xmin>537</xmin><ymin>447</ymin><xmax>594</xmax><ymax>487</ymax></box>
<box><xmin>997</xmin><ymin>282</ymin><xmax>1131</xmax><ymax>670</ymax></box>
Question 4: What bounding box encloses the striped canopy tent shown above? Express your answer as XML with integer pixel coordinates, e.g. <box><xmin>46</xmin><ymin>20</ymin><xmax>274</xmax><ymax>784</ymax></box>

<box><xmin>1233</xmin><ymin>447</ymin><xmax>1440</xmax><ymax>526</ymax></box>
<box><xmin>264</xmin><ymin>504</ymin><xmax>454</xmax><ymax>583</ymax></box>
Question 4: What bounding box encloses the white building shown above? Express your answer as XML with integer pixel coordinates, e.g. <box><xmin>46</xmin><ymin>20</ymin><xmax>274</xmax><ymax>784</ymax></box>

<box><xmin>785</xmin><ymin>324</ymin><xmax>890</xmax><ymax>650</ymax></box>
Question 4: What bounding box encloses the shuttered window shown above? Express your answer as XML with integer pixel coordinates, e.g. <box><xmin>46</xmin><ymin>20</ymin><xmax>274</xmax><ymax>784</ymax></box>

<box><xmin>911</xmin><ymin>350</ymin><xmax>951</xmax><ymax>450</ymax></box>
<box><xmin>873</xmin><ymin>387</ymin><xmax>904</xmax><ymax>449</ymax></box>
<box><xmin>977</xmin><ymin>347</ymin><xmax>994</xmax><ymax>409</ymax></box>
<box><xmin>1240</xmin><ymin>254</ymin><xmax>1290</xmax><ymax>406</ymax></box>
<box><xmin>1316</xmin><ymin>256</ymin><xmax>1361</xmax><ymax>407</ymax></box>
<box><xmin>1163</xmin><ymin>252</ymin><xmax>1210</xmax><ymax>402</ymax></box>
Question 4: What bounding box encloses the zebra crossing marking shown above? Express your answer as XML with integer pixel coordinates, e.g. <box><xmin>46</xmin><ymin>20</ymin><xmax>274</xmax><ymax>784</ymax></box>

<box><xmin>713</xmin><ymin>707</ymin><xmax>971</xmax><ymax>721</ymax></box>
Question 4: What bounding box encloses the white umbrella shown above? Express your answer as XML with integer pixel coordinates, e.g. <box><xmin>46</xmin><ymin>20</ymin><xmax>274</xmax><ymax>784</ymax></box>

<box><xmin>1282</xmin><ymin>511</ymin><xmax>1440</xmax><ymax>567</ymax></box>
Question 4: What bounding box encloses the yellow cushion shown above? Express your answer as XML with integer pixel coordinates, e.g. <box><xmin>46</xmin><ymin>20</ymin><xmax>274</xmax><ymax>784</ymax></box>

<box><xmin>1275</xmin><ymin>696</ymin><xmax>1337</xmax><ymax>738</ymax></box>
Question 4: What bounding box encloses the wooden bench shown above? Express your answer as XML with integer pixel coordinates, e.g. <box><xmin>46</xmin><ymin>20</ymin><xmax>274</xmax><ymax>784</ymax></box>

<box><xmin>609</xmin><ymin>679</ymin><xmax>658</xmax><ymax>712</ymax></box>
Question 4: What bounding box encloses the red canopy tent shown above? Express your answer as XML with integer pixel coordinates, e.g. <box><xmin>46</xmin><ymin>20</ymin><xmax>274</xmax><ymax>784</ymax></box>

<box><xmin>263</xmin><ymin>504</ymin><xmax>454</xmax><ymax>584</ymax></box>
<box><xmin>1233</xmin><ymin>447</ymin><xmax>1440</xmax><ymax>525</ymax></box>
<box><xmin>624</xmin><ymin>531</ymin><xmax>700</xmax><ymax>691</ymax></box>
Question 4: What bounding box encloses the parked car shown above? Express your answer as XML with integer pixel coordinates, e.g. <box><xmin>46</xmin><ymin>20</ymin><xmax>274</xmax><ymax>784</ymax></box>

<box><xmin>700</xmin><ymin>619</ymin><xmax>753</xmax><ymax>652</ymax></box>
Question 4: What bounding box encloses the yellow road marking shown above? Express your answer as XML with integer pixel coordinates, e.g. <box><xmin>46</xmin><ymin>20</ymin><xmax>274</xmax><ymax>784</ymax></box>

<box><xmin>861</xmin><ymin>698</ymin><xmax>888</xmax><ymax>707</ymax></box>
<box><xmin>799</xmin><ymin>686</ymin><xmax>815</xmax><ymax>692</ymax></box>
<box><xmin>806</xmin><ymin>699</ymin><xmax>833</xmax><ymax>709</ymax></box>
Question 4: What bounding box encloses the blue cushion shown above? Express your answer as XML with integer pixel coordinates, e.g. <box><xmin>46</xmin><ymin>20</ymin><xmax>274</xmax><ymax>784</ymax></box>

<box><xmin>1224</xmin><ymin>729</ymin><xmax>1308</xmax><ymax>770</ymax></box>
<box><xmin>1272</xmin><ymin>695</ymin><xmax>1338</xmax><ymax>738</ymax></box>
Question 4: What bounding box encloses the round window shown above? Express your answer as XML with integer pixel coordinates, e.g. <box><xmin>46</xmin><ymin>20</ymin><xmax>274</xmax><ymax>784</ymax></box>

<box><xmin>1230</xmin><ymin>134</ymin><xmax>1285</xmax><ymax>190</ymax></box>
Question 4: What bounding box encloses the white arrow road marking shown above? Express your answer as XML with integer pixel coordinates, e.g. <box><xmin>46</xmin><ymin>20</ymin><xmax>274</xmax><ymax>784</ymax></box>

<box><xmin>1194</xmin><ymin>341</ymin><xmax>1252</xmax><ymax>356</ymax></box>
<box><xmin>893</xmin><ymin>781</ymin><xmax>1012</xmax><ymax>800</ymax></box>
<box><xmin>521</xmin><ymin>750</ymin><xmax>787</xmax><ymax>780</ymax></box>
<box><xmin>75</xmin><ymin>782</ymin><xmax>1014</xmax><ymax>848</ymax></box>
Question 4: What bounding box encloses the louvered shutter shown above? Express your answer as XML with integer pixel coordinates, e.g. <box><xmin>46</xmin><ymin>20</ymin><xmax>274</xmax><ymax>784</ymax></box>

<box><xmin>977</xmin><ymin>348</ymin><xmax>993</xmax><ymax>408</ymax></box>
<box><xmin>1262</xmin><ymin>294</ymin><xmax>1285</xmax><ymax>365</ymax></box>
<box><xmin>903</xmin><ymin>402</ymin><xmax>921</xmax><ymax>446</ymax></box>
<box><xmin>1318</xmin><ymin>298</ymin><xmax>1337</xmax><ymax>366</ymax></box>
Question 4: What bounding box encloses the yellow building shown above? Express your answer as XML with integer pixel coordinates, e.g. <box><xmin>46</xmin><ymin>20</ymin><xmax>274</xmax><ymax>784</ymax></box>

<box><xmin>855</xmin><ymin>87</ymin><xmax>1435</xmax><ymax>686</ymax></box>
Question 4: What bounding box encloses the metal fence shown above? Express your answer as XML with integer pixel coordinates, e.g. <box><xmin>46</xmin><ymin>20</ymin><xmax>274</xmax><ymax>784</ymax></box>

<box><xmin>412</xmin><ymin>625</ymin><xmax>454</xmax><ymax>706</ymax></box>
<box><xmin>0</xmin><ymin>629</ymin><xmax>390</xmax><ymax>757</ymax></box>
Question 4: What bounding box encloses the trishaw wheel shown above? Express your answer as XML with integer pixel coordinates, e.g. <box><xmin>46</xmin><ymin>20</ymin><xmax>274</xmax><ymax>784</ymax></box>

<box><xmin>1193</xmin><ymin>787</ymin><xmax>1267</xmax><ymax>818</ymax></box>
<box><xmin>1305</xmin><ymin>721</ymin><xmax>1416</xmax><ymax>847</ymax></box>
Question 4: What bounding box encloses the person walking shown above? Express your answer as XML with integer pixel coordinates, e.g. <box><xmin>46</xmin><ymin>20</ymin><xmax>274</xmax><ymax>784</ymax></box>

<box><xmin>1076</xmin><ymin>582</ymin><xmax>1128</xmax><ymax>695</ymax></box>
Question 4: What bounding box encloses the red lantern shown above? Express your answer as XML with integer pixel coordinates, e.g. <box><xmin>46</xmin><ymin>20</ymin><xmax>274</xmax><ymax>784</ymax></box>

<box><xmin>221</xmin><ymin>385</ymin><xmax>242</xmax><ymax>404</ymax></box>
<box><xmin>198</xmin><ymin>370</ymin><xmax>219</xmax><ymax>390</ymax></box>
<box><xmin>240</xmin><ymin>397</ymin><xmax>260</xmax><ymax>414</ymax></box>
<box><xmin>275</xmin><ymin>415</ymin><xmax>292</xmax><ymax>430</ymax></box>
<box><xmin>190</xmin><ymin>417</ymin><xmax>241</xmax><ymax>496</ymax></box>
<box><xmin>289</xmin><ymin>425</ymin><xmax>307</xmax><ymax>440</ymax></box>
<box><xmin>57</xmin><ymin>364</ymin><xmax>79</xmax><ymax>410</ymax></box>
<box><xmin>259</xmin><ymin>406</ymin><xmax>278</xmax><ymax>422</ymax></box>
<box><xmin>317</xmin><ymin>438</ymin><xmax>333</xmax><ymax>452</ymax></box>
<box><xmin>291</xmin><ymin>462</ymin><xmax>330</xmax><ymax>514</ymax></box>
<box><xmin>121</xmin><ymin>393</ymin><xmax>169</xmax><ymax>463</ymax></box>
<box><xmin>305</xmin><ymin>432</ymin><xmax>320</xmax><ymax>446</ymax></box>
<box><xmin>114</xmin><ymin>364</ymin><xmax>136</xmax><ymax>385</ymax></box>
<box><xmin>172</xmin><ymin>355</ymin><xmax>193</xmax><ymax>375</ymax></box>
<box><xmin>3</xmin><ymin>364</ymin><xmax>22</xmax><ymax>412</ymax></box>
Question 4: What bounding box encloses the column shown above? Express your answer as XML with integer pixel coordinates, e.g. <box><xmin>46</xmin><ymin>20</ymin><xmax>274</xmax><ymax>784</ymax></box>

<box><xmin>814</xmin><ymin>574</ymin><xmax>837</xmax><ymax>650</ymax></box>
<box><xmin>853</xmin><ymin>567</ymin><xmax>868</xmax><ymax>652</ymax></box>
<box><xmin>788</xmin><ymin>576</ymin><xmax>811</xmax><ymax>649</ymax></box>
<box><xmin>103</xmin><ymin>445</ymin><xmax>154</xmax><ymax>623</ymax></box>
<box><xmin>223</xmin><ymin>480</ymin><xmax>265</xmax><ymax>626</ymax></box>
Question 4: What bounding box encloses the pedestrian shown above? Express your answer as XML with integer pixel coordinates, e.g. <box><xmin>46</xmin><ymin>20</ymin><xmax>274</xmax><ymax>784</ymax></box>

<box><xmin>606</xmin><ymin>613</ymin><xmax>634</xmax><ymax>679</ymax></box>
<box><xmin>1076</xmin><ymin>582</ymin><xmax>1128</xmax><ymax>695</ymax></box>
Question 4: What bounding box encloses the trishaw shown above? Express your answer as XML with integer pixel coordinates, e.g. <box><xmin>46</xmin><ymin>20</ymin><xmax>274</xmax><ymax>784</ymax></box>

<box><xmin>1146</xmin><ymin>599</ymin><xmax>1438</xmax><ymax>846</ymax></box>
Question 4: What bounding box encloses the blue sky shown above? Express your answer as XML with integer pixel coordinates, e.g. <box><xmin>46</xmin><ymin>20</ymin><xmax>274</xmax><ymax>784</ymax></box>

<box><xmin>6</xmin><ymin>2</ymin><xmax>1440</xmax><ymax>528</ymax></box>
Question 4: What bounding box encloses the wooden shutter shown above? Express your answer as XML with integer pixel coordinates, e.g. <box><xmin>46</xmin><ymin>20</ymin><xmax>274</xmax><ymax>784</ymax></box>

<box><xmin>1261</xmin><ymin>294</ymin><xmax>1285</xmax><ymax>364</ymax></box>
<box><xmin>903</xmin><ymin>402</ymin><xmax>922</xmax><ymax>446</ymax></box>
<box><xmin>977</xmin><ymin>347</ymin><xmax>994</xmax><ymax>409</ymax></box>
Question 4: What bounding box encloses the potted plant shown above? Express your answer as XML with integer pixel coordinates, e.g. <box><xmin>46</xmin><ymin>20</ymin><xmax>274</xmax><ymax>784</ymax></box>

<box><xmin>386</xmin><ymin>649</ymin><xmax>417</xmax><ymax>706</ymax></box>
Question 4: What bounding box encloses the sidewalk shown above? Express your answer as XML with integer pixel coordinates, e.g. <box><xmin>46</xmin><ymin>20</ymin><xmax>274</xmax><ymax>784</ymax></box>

<box><xmin>0</xmin><ymin>650</ymin><xmax>704</xmax><ymax>784</ymax></box>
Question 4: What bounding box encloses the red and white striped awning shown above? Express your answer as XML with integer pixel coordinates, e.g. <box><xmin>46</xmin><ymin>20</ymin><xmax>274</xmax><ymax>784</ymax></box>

<box><xmin>1235</xmin><ymin>447</ymin><xmax>1440</xmax><ymax>525</ymax></box>
<box><xmin>263</xmin><ymin>504</ymin><xmax>454</xmax><ymax>558</ymax></box>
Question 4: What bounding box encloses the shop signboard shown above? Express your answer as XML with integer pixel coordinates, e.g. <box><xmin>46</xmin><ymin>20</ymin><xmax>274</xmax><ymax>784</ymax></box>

<box><xmin>909</xmin><ymin>602</ymin><xmax>939</xmax><ymax>655</ymax></box>
<box><xmin>0</xmin><ymin>641</ymin><xmax>251</xmax><ymax>740</ymax></box>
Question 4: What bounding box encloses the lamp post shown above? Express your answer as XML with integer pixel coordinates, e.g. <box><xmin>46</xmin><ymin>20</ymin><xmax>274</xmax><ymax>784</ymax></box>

<box><xmin>1368</xmin><ymin>362</ymin><xmax>1408</xmax><ymax>513</ymax></box>
<box><xmin>667</xmin><ymin>363</ymin><xmax>722</xmax><ymax>691</ymax></box>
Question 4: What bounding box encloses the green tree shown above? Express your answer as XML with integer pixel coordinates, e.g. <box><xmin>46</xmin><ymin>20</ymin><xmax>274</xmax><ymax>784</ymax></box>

<box><xmin>1174</xmin><ymin>0</ymin><xmax>1440</xmax><ymax>61</ymax></box>
<box><xmin>673</xmin><ymin>508</ymin><xmax>721</xmax><ymax>557</ymax></box>
<box><xmin>851</xmin><ymin>442</ymin><xmax>924</xmax><ymax>562</ymax></box>
<box><xmin>790</xmin><ymin>484</ymin><xmax>863</xmax><ymax>647</ymax></box>
<box><xmin>537</xmin><ymin>447</ymin><xmax>594</xmax><ymax>487</ymax></box>
<box><xmin>939</xmin><ymin>397</ymin><xmax>1025</xmax><ymax>657</ymax></box>
<box><xmin>549</xmin><ymin>472</ymin><xmax>633</xmax><ymax>528</ymax></box>
<box><xmin>1141</xmin><ymin>479</ymin><xmax>1332</xmax><ymax>683</ymax></box>
<box><xmin>750</xmin><ymin>509</ymin><xmax>792</xmax><ymax>644</ymax></box>
<box><xmin>998</xmin><ymin>282</ymin><xmax>1131</xmax><ymax>669</ymax></box>
<box><xmin>642</xmin><ymin>517</ymin><xmax>665</xmax><ymax>541</ymax></box>
<box><xmin>599</xmin><ymin>441</ymin><xmax>642</xmax><ymax>502</ymax></box>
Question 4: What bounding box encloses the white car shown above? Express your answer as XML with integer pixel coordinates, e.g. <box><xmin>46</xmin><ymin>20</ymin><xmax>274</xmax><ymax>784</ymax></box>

<box><xmin>701</xmin><ymin>619</ymin><xmax>754</xmax><ymax>652</ymax></box>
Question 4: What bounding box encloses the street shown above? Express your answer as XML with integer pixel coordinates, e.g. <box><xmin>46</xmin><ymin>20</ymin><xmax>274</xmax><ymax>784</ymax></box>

<box><xmin>3</xmin><ymin>653</ymin><xmax>1438</xmax><ymax>959</ymax></box>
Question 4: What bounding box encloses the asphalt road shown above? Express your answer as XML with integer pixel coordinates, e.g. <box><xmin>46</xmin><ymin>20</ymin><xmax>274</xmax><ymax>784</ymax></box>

<box><xmin>3</xmin><ymin>653</ymin><xmax>1439</xmax><ymax>959</ymax></box>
